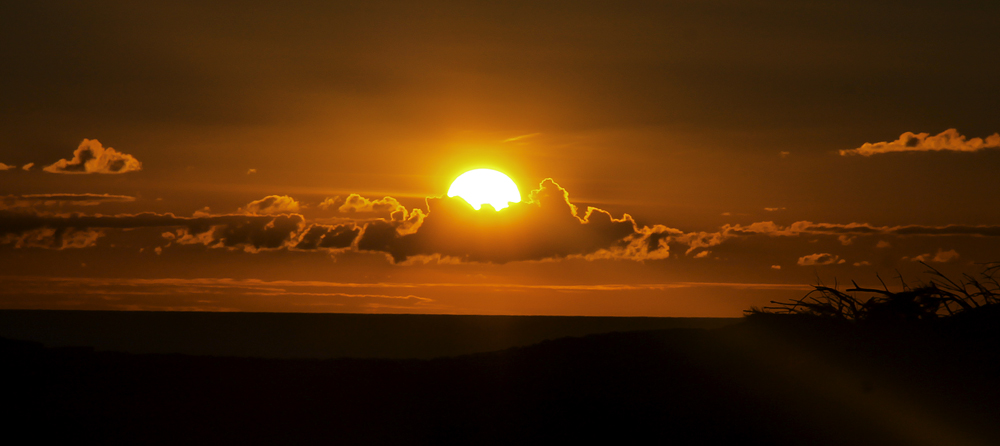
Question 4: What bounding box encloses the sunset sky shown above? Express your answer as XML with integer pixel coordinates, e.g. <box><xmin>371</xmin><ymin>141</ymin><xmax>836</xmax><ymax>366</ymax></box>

<box><xmin>2</xmin><ymin>1</ymin><xmax>999</xmax><ymax>316</ymax></box>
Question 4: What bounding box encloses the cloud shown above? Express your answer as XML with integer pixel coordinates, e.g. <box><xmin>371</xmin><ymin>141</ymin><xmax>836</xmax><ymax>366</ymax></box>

<box><xmin>338</xmin><ymin>194</ymin><xmax>405</xmax><ymax>214</ymax></box>
<box><xmin>764</xmin><ymin>207</ymin><xmax>785</xmax><ymax>212</ymax></box>
<box><xmin>318</xmin><ymin>197</ymin><xmax>341</xmax><ymax>210</ymax></box>
<box><xmin>504</xmin><ymin>133</ymin><xmax>541</xmax><ymax>143</ymax></box>
<box><xmin>717</xmin><ymin>220</ymin><xmax>1000</xmax><ymax>239</ymax></box>
<box><xmin>43</xmin><ymin>139</ymin><xmax>142</xmax><ymax>174</ymax></box>
<box><xmin>797</xmin><ymin>253</ymin><xmax>845</xmax><ymax>266</ymax></box>
<box><xmin>0</xmin><ymin>163</ymin><xmax>14</xmax><ymax>171</ymax></box>
<box><xmin>779</xmin><ymin>151</ymin><xmax>790</xmax><ymax>158</ymax></box>
<box><xmin>841</xmin><ymin>129</ymin><xmax>1000</xmax><ymax>156</ymax></box>
<box><xmin>356</xmin><ymin>179</ymin><xmax>641</xmax><ymax>263</ymax></box>
<box><xmin>770</xmin><ymin>265</ymin><xmax>781</xmax><ymax>270</ymax></box>
<box><xmin>1</xmin><ymin>194</ymin><xmax>136</xmax><ymax>209</ymax></box>
<box><xmin>1</xmin><ymin>227</ymin><xmax>105</xmax><ymax>249</ymax></box>
<box><xmin>908</xmin><ymin>249</ymin><xmax>959</xmax><ymax>263</ymax></box>
<box><xmin>853</xmin><ymin>261</ymin><xmax>871</xmax><ymax>267</ymax></box>
<box><xmin>0</xmin><ymin>210</ymin><xmax>306</xmax><ymax>252</ymax></box>
<box><xmin>293</xmin><ymin>224</ymin><xmax>361</xmax><ymax>250</ymax></box>
<box><xmin>22</xmin><ymin>163</ymin><xmax>34</xmax><ymax>171</ymax></box>
<box><xmin>876</xmin><ymin>240</ymin><xmax>891</xmax><ymax>248</ymax></box>
<box><xmin>241</xmin><ymin>195</ymin><xmax>301</xmax><ymax>215</ymax></box>
<box><xmin>579</xmin><ymin>224</ymin><xmax>677</xmax><ymax>261</ymax></box>
<box><xmin>247</xmin><ymin>168</ymin><xmax>257</xmax><ymax>175</ymax></box>
<box><xmin>4</xmin><ymin>178</ymin><xmax>992</xmax><ymax>265</ymax></box>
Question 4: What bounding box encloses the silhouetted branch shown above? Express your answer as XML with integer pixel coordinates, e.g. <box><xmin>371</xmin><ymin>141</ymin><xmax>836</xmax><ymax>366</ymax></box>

<box><xmin>746</xmin><ymin>263</ymin><xmax>1000</xmax><ymax>321</ymax></box>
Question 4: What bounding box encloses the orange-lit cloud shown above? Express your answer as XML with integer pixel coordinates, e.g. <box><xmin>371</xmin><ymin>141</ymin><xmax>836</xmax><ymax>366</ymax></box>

<box><xmin>338</xmin><ymin>194</ymin><xmax>405</xmax><ymax>214</ymax></box>
<box><xmin>241</xmin><ymin>195</ymin><xmax>301</xmax><ymax>215</ymax></box>
<box><xmin>907</xmin><ymin>249</ymin><xmax>959</xmax><ymax>263</ymax></box>
<box><xmin>1</xmin><ymin>194</ymin><xmax>136</xmax><ymax>209</ymax></box>
<box><xmin>797</xmin><ymin>253</ymin><xmax>845</xmax><ymax>266</ymax></box>
<box><xmin>43</xmin><ymin>139</ymin><xmax>142</xmax><ymax>174</ymax></box>
<box><xmin>317</xmin><ymin>197</ymin><xmax>341</xmax><ymax>210</ymax></box>
<box><xmin>0</xmin><ymin>163</ymin><xmax>14</xmax><ymax>171</ymax></box>
<box><xmin>841</xmin><ymin>129</ymin><xmax>1000</xmax><ymax>156</ymax></box>
<box><xmin>578</xmin><ymin>224</ymin><xmax>677</xmax><ymax>261</ymax></box>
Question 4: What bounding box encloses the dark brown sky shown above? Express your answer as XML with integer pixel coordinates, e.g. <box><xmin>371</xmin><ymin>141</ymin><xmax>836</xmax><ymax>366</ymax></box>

<box><xmin>2</xmin><ymin>1</ymin><xmax>999</xmax><ymax>316</ymax></box>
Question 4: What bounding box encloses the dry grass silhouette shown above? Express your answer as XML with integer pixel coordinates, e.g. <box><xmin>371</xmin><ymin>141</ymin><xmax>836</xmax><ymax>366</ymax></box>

<box><xmin>747</xmin><ymin>262</ymin><xmax>1000</xmax><ymax>321</ymax></box>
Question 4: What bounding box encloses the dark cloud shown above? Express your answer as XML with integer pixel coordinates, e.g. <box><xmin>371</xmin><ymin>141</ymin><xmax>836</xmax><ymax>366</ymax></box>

<box><xmin>889</xmin><ymin>225</ymin><xmax>1000</xmax><ymax>237</ymax></box>
<box><xmin>294</xmin><ymin>224</ymin><xmax>360</xmax><ymax>250</ymax></box>
<box><xmin>43</xmin><ymin>139</ymin><xmax>142</xmax><ymax>174</ymax></box>
<box><xmin>0</xmin><ymin>210</ymin><xmax>304</xmax><ymax>252</ymax></box>
<box><xmin>356</xmin><ymin>179</ymin><xmax>640</xmax><ymax>263</ymax></box>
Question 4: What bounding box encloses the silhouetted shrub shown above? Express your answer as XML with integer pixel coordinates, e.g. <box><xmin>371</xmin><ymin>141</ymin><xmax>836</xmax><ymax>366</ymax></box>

<box><xmin>747</xmin><ymin>262</ymin><xmax>1000</xmax><ymax>322</ymax></box>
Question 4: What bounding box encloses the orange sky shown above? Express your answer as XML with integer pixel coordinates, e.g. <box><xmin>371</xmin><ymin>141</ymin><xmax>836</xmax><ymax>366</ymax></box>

<box><xmin>2</xmin><ymin>1</ymin><xmax>1000</xmax><ymax>316</ymax></box>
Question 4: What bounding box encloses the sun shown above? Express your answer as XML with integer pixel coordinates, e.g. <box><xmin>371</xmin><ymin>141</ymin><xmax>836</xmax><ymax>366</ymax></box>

<box><xmin>448</xmin><ymin>169</ymin><xmax>521</xmax><ymax>211</ymax></box>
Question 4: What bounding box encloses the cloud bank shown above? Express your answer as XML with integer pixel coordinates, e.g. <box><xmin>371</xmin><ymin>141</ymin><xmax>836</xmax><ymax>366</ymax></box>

<box><xmin>43</xmin><ymin>139</ymin><xmax>142</xmax><ymax>174</ymax></box>
<box><xmin>3</xmin><ymin>182</ymin><xmax>998</xmax><ymax>263</ymax></box>
<box><xmin>841</xmin><ymin>129</ymin><xmax>1000</xmax><ymax>156</ymax></box>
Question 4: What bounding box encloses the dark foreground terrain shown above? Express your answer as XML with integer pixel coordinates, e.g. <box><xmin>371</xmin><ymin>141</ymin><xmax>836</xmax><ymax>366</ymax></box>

<box><xmin>4</xmin><ymin>309</ymin><xmax>1000</xmax><ymax>445</ymax></box>
<box><xmin>0</xmin><ymin>310</ymin><xmax>734</xmax><ymax>359</ymax></box>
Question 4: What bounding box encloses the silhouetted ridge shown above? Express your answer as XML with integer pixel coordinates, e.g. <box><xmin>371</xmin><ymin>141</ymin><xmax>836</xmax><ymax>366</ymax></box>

<box><xmin>4</xmin><ymin>314</ymin><xmax>1000</xmax><ymax>445</ymax></box>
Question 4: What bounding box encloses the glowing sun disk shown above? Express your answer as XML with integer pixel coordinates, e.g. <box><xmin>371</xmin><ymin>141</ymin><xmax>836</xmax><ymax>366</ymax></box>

<box><xmin>447</xmin><ymin>169</ymin><xmax>521</xmax><ymax>210</ymax></box>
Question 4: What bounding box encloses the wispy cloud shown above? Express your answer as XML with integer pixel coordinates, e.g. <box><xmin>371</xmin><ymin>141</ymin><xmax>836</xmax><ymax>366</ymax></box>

<box><xmin>0</xmin><ymin>276</ymin><xmax>815</xmax><ymax>294</ymax></box>
<box><xmin>1</xmin><ymin>193</ymin><xmax>136</xmax><ymax>209</ymax></box>
<box><xmin>503</xmin><ymin>133</ymin><xmax>541</xmax><ymax>143</ymax></box>
<box><xmin>797</xmin><ymin>253</ymin><xmax>845</xmax><ymax>266</ymax></box>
